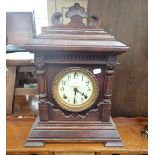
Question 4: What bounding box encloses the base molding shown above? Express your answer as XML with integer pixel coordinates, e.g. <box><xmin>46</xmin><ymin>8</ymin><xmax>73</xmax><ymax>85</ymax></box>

<box><xmin>25</xmin><ymin>116</ymin><xmax>123</xmax><ymax>147</ymax></box>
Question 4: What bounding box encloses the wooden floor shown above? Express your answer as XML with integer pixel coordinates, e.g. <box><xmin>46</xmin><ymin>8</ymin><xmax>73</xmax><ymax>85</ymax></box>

<box><xmin>6</xmin><ymin>116</ymin><xmax>148</xmax><ymax>155</ymax></box>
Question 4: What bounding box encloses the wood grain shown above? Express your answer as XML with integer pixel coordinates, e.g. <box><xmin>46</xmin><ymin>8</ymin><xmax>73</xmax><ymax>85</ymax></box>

<box><xmin>6</xmin><ymin>117</ymin><xmax>147</xmax><ymax>154</ymax></box>
<box><xmin>7</xmin><ymin>152</ymin><xmax>49</xmax><ymax>155</ymax></box>
<box><xmin>13</xmin><ymin>96</ymin><xmax>38</xmax><ymax>117</ymax></box>
<box><xmin>6</xmin><ymin>66</ymin><xmax>16</xmax><ymax>114</ymax></box>
<box><xmin>89</xmin><ymin>0</ymin><xmax>148</xmax><ymax>117</ymax></box>
<box><xmin>54</xmin><ymin>152</ymin><xmax>94</xmax><ymax>155</ymax></box>
<box><xmin>15</xmin><ymin>88</ymin><xmax>37</xmax><ymax>96</ymax></box>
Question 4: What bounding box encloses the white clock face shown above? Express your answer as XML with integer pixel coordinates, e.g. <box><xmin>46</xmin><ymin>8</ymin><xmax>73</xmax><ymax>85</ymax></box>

<box><xmin>58</xmin><ymin>71</ymin><xmax>93</xmax><ymax>105</ymax></box>
<box><xmin>52</xmin><ymin>67</ymin><xmax>99</xmax><ymax>112</ymax></box>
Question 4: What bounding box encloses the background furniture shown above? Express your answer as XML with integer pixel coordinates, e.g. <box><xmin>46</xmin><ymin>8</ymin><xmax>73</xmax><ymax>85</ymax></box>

<box><xmin>6</xmin><ymin>12</ymin><xmax>36</xmax><ymax>47</ymax></box>
<box><xmin>6</xmin><ymin>12</ymin><xmax>37</xmax><ymax>115</ymax></box>
<box><xmin>6</xmin><ymin>52</ymin><xmax>37</xmax><ymax>115</ymax></box>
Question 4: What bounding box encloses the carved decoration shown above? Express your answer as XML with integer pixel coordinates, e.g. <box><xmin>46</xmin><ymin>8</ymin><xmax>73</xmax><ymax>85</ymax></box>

<box><xmin>35</xmin><ymin>54</ymin><xmax>44</xmax><ymax>70</ymax></box>
<box><xmin>51</xmin><ymin>12</ymin><xmax>62</xmax><ymax>25</ymax></box>
<box><xmin>44</xmin><ymin>54</ymin><xmax>107</xmax><ymax>64</ymax></box>
<box><xmin>65</xmin><ymin>3</ymin><xmax>88</xmax><ymax>19</ymax></box>
<box><xmin>107</xmin><ymin>56</ymin><xmax>117</xmax><ymax>68</ymax></box>
<box><xmin>47</xmin><ymin>100</ymin><xmax>105</xmax><ymax>119</ymax></box>
<box><xmin>51</xmin><ymin>3</ymin><xmax>101</xmax><ymax>28</ymax></box>
<box><xmin>89</xmin><ymin>14</ymin><xmax>101</xmax><ymax>28</ymax></box>
<box><xmin>35</xmin><ymin>54</ymin><xmax>48</xmax><ymax>121</ymax></box>
<box><xmin>52</xmin><ymin>108</ymin><xmax>98</xmax><ymax>119</ymax></box>
<box><xmin>100</xmin><ymin>56</ymin><xmax>117</xmax><ymax>121</ymax></box>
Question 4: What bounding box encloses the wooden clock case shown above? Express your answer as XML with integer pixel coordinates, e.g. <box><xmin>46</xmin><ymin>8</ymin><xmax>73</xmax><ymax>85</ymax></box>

<box><xmin>23</xmin><ymin>3</ymin><xmax>129</xmax><ymax>147</ymax></box>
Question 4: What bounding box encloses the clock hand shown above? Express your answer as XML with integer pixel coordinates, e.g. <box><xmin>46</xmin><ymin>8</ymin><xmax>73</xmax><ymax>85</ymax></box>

<box><xmin>74</xmin><ymin>88</ymin><xmax>88</xmax><ymax>99</ymax></box>
<box><xmin>73</xmin><ymin>88</ymin><xmax>77</xmax><ymax>104</ymax></box>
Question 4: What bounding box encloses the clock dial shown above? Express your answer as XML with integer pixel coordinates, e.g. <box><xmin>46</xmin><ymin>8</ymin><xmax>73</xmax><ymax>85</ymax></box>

<box><xmin>52</xmin><ymin>67</ymin><xmax>99</xmax><ymax>112</ymax></box>
<box><xmin>58</xmin><ymin>72</ymin><xmax>93</xmax><ymax>105</ymax></box>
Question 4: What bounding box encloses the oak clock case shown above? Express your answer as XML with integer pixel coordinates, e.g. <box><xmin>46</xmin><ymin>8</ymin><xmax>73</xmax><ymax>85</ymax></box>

<box><xmin>23</xmin><ymin>3</ymin><xmax>129</xmax><ymax>147</ymax></box>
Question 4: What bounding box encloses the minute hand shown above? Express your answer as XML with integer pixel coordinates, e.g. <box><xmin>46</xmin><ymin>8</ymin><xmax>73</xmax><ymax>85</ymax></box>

<box><xmin>75</xmin><ymin>88</ymin><xmax>88</xmax><ymax>99</ymax></box>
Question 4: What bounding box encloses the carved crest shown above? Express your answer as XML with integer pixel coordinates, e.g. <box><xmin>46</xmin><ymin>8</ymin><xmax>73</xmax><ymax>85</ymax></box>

<box><xmin>51</xmin><ymin>3</ymin><xmax>101</xmax><ymax>28</ymax></box>
<box><xmin>65</xmin><ymin>3</ymin><xmax>88</xmax><ymax>19</ymax></box>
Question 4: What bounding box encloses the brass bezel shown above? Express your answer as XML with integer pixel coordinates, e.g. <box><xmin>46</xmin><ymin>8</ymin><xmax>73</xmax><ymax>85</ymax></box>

<box><xmin>52</xmin><ymin>67</ymin><xmax>99</xmax><ymax>112</ymax></box>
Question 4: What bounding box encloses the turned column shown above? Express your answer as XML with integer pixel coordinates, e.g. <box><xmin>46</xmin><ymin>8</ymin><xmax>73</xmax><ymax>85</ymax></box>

<box><xmin>100</xmin><ymin>56</ymin><xmax>117</xmax><ymax>122</ymax></box>
<box><xmin>35</xmin><ymin>54</ymin><xmax>48</xmax><ymax>121</ymax></box>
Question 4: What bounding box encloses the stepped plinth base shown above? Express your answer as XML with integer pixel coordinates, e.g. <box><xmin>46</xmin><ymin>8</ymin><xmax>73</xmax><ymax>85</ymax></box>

<box><xmin>24</xmin><ymin>116</ymin><xmax>123</xmax><ymax>147</ymax></box>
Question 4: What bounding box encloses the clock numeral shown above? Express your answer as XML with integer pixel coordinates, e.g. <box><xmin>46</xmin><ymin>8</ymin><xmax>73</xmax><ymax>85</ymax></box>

<box><xmin>81</xmin><ymin>98</ymin><xmax>84</xmax><ymax>102</ymax></box>
<box><xmin>62</xmin><ymin>80</ymin><xmax>66</xmax><ymax>86</ymax></box>
<box><xmin>68</xmin><ymin>75</ymin><xmax>71</xmax><ymax>81</ymax></box>
<box><xmin>82</xmin><ymin>75</ymin><xmax>84</xmax><ymax>81</ymax></box>
<box><xmin>63</xmin><ymin>94</ymin><xmax>67</xmax><ymax>99</ymax></box>
<box><xmin>67</xmin><ymin>98</ymin><xmax>71</xmax><ymax>103</ymax></box>
<box><xmin>86</xmin><ymin>81</ymin><xmax>89</xmax><ymax>86</ymax></box>
<box><xmin>60</xmin><ymin>87</ymin><xmax>64</xmax><ymax>91</ymax></box>
<box><xmin>87</xmin><ymin>87</ymin><xmax>91</xmax><ymax>92</ymax></box>
<box><xmin>74</xmin><ymin>72</ymin><xmax>78</xmax><ymax>79</ymax></box>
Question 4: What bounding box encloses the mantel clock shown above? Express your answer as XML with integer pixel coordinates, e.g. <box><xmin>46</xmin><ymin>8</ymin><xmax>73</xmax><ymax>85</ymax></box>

<box><xmin>23</xmin><ymin>3</ymin><xmax>129</xmax><ymax>147</ymax></box>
